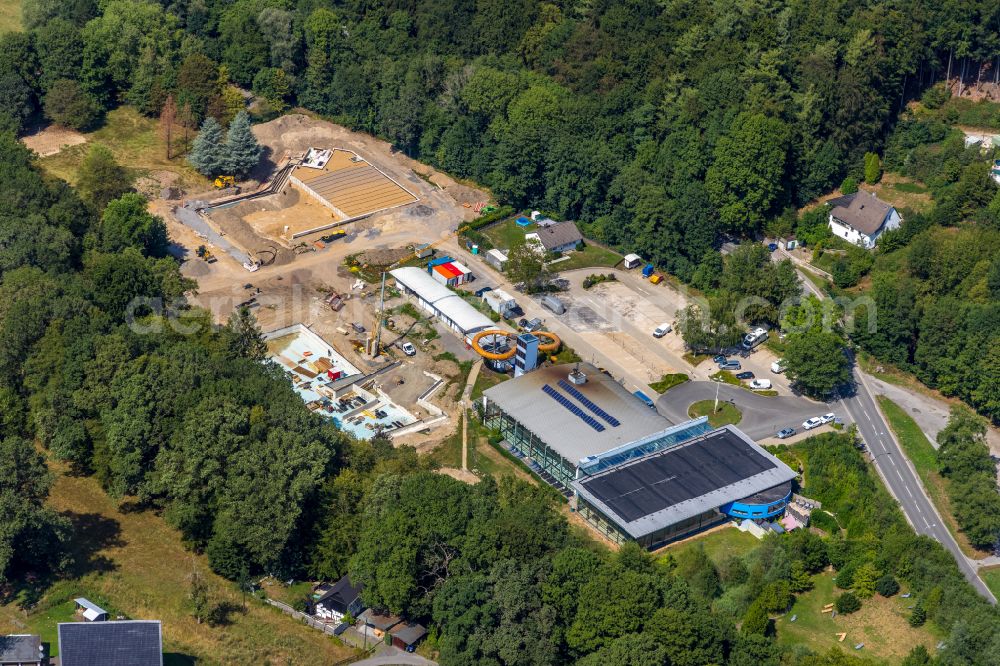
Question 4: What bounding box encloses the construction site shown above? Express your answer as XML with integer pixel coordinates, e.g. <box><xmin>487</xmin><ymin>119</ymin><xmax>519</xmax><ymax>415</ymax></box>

<box><xmin>157</xmin><ymin>113</ymin><xmax>493</xmax><ymax>450</ymax></box>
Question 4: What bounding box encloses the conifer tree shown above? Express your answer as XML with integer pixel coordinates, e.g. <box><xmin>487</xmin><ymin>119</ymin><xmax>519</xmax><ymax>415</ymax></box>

<box><xmin>224</xmin><ymin>110</ymin><xmax>262</xmax><ymax>177</ymax></box>
<box><xmin>188</xmin><ymin>117</ymin><xmax>228</xmax><ymax>177</ymax></box>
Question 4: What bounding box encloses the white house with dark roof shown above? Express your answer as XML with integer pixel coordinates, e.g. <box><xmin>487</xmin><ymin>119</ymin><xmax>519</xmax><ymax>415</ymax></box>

<box><xmin>534</xmin><ymin>221</ymin><xmax>583</xmax><ymax>253</ymax></box>
<box><xmin>827</xmin><ymin>190</ymin><xmax>901</xmax><ymax>249</ymax></box>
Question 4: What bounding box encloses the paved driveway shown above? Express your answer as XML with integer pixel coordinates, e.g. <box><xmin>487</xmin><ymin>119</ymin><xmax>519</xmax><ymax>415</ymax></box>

<box><xmin>352</xmin><ymin>645</ymin><xmax>437</xmax><ymax>666</ymax></box>
<box><xmin>657</xmin><ymin>380</ymin><xmax>842</xmax><ymax>440</ymax></box>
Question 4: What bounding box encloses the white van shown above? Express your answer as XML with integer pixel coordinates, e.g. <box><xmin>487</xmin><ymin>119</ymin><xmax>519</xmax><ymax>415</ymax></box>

<box><xmin>653</xmin><ymin>323</ymin><xmax>671</xmax><ymax>338</ymax></box>
<box><xmin>771</xmin><ymin>360</ymin><xmax>787</xmax><ymax>374</ymax></box>
<box><xmin>749</xmin><ymin>379</ymin><xmax>772</xmax><ymax>390</ymax></box>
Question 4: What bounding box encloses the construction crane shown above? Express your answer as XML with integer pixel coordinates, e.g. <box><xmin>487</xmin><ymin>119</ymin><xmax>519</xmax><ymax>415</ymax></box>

<box><xmin>369</xmin><ymin>224</ymin><xmax>471</xmax><ymax>357</ymax></box>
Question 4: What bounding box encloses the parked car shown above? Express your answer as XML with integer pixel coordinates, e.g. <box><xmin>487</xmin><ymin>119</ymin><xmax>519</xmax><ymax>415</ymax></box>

<box><xmin>713</xmin><ymin>354</ymin><xmax>727</xmax><ymax>364</ymax></box>
<box><xmin>521</xmin><ymin>317</ymin><xmax>543</xmax><ymax>333</ymax></box>
<box><xmin>776</xmin><ymin>427</ymin><xmax>795</xmax><ymax>439</ymax></box>
<box><xmin>735</xmin><ymin>371</ymin><xmax>755</xmax><ymax>380</ymax></box>
<box><xmin>767</xmin><ymin>242</ymin><xmax>778</xmax><ymax>251</ymax></box>
<box><xmin>802</xmin><ymin>413</ymin><xmax>835</xmax><ymax>430</ymax></box>
<box><xmin>653</xmin><ymin>323</ymin><xmax>672</xmax><ymax>338</ymax></box>
<box><xmin>719</xmin><ymin>360</ymin><xmax>742</xmax><ymax>370</ymax></box>
<box><xmin>401</xmin><ymin>341</ymin><xmax>416</xmax><ymax>356</ymax></box>
<box><xmin>771</xmin><ymin>360</ymin><xmax>787</xmax><ymax>373</ymax></box>
<box><xmin>802</xmin><ymin>417</ymin><xmax>823</xmax><ymax>430</ymax></box>
<box><xmin>749</xmin><ymin>378</ymin><xmax>772</xmax><ymax>390</ymax></box>
<box><xmin>351</xmin><ymin>322</ymin><xmax>366</xmax><ymax>333</ymax></box>
<box><xmin>474</xmin><ymin>286</ymin><xmax>493</xmax><ymax>297</ymax></box>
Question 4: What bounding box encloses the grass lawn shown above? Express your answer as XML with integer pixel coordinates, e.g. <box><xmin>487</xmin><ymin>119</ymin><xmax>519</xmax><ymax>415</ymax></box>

<box><xmin>470</xmin><ymin>367</ymin><xmax>509</xmax><ymax>401</ymax></box>
<box><xmin>483</xmin><ymin>218</ymin><xmax>534</xmax><ymax>250</ymax></box>
<box><xmin>38</xmin><ymin>106</ymin><xmax>210</xmax><ymax>192</ymax></box>
<box><xmin>0</xmin><ymin>0</ymin><xmax>20</xmax><ymax>33</ymax></box>
<box><xmin>551</xmin><ymin>243</ymin><xmax>621</xmax><ymax>271</ymax></box>
<box><xmin>683</xmin><ymin>352</ymin><xmax>711</xmax><ymax>367</ymax></box>
<box><xmin>981</xmin><ymin>566</ymin><xmax>1000</xmax><ymax>600</ymax></box>
<box><xmin>659</xmin><ymin>526</ymin><xmax>759</xmax><ymax>565</ymax></box>
<box><xmin>688</xmin><ymin>399</ymin><xmax>742</xmax><ymax>427</ymax></box>
<box><xmin>775</xmin><ymin>571</ymin><xmax>939</xmax><ymax>663</ymax></box>
<box><xmin>799</xmin><ymin>267</ymin><xmax>832</xmax><ymax>294</ymax></box>
<box><xmin>649</xmin><ymin>373</ymin><xmax>689</xmax><ymax>394</ymax></box>
<box><xmin>260</xmin><ymin>579</ymin><xmax>314</xmax><ymax>608</ymax></box>
<box><xmin>877</xmin><ymin>396</ymin><xmax>982</xmax><ymax>558</ymax></box>
<box><xmin>428</xmin><ymin>414</ymin><xmax>464</xmax><ymax>468</ymax></box>
<box><xmin>864</xmin><ymin>175</ymin><xmax>933</xmax><ymax>214</ymax></box>
<box><xmin>709</xmin><ymin>370</ymin><xmax>740</xmax><ymax>386</ymax></box>
<box><xmin>0</xmin><ymin>462</ymin><xmax>356</xmax><ymax>665</ymax></box>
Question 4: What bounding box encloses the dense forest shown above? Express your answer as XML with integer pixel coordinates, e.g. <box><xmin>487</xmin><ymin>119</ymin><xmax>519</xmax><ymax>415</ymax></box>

<box><xmin>5</xmin><ymin>0</ymin><xmax>998</xmax><ymax>416</ymax></box>
<box><xmin>1</xmin><ymin>0</ymin><xmax>1000</xmax><ymax>663</ymax></box>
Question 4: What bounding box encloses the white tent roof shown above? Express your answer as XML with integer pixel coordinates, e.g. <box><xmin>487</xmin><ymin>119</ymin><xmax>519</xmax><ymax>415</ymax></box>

<box><xmin>390</xmin><ymin>267</ymin><xmax>454</xmax><ymax>304</ymax></box>
<box><xmin>434</xmin><ymin>295</ymin><xmax>494</xmax><ymax>334</ymax></box>
<box><xmin>624</xmin><ymin>253</ymin><xmax>642</xmax><ymax>262</ymax></box>
<box><xmin>390</xmin><ymin>267</ymin><xmax>494</xmax><ymax>334</ymax></box>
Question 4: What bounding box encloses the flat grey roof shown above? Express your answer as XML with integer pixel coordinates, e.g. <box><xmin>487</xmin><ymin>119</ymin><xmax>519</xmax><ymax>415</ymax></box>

<box><xmin>572</xmin><ymin>425</ymin><xmax>797</xmax><ymax>538</ymax></box>
<box><xmin>0</xmin><ymin>634</ymin><xmax>41</xmax><ymax>663</ymax></box>
<box><xmin>483</xmin><ymin>363</ymin><xmax>670</xmax><ymax>462</ymax></box>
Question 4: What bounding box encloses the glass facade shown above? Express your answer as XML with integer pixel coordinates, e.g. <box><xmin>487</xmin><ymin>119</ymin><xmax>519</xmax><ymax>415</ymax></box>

<box><xmin>577</xmin><ymin>418</ymin><xmax>712</xmax><ymax>476</ymax></box>
<box><xmin>482</xmin><ymin>399</ymin><xmax>578</xmax><ymax>493</ymax></box>
<box><xmin>576</xmin><ymin>497</ymin><xmax>725</xmax><ymax>549</ymax></box>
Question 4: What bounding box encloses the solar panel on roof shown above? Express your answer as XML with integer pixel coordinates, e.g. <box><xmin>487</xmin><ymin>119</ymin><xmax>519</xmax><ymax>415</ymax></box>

<box><xmin>580</xmin><ymin>429</ymin><xmax>777</xmax><ymax>522</ymax></box>
<box><xmin>557</xmin><ymin>379</ymin><xmax>621</xmax><ymax>426</ymax></box>
<box><xmin>541</xmin><ymin>385</ymin><xmax>606</xmax><ymax>432</ymax></box>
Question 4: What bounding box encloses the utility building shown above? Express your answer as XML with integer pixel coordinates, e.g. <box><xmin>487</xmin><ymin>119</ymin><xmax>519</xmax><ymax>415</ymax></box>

<box><xmin>481</xmin><ymin>364</ymin><xmax>797</xmax><ymax>548</ymax></box>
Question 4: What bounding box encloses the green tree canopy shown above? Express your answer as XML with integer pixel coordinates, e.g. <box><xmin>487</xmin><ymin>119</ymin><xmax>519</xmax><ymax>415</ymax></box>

<box><xmin>77</xmin><ymin>145</ymin><xmax>132</xmax><ymax>210</ymax></box>
<box><xmin>784</xmin><ymin>329</ymin><xmax>851</xmax><ymax>397</ymax></box>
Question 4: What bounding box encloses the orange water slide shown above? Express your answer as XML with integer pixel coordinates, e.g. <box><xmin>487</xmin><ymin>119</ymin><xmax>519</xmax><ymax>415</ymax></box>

<box><xmin>469</xmin><ymin>329</ymin><xmax>560</xmax><ymax>360</ymax></box>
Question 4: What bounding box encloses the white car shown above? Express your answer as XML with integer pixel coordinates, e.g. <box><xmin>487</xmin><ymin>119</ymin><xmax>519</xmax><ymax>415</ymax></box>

<box><xmin>802</xmin><ymin>413</ymin><xmax>836</xmax><ymax>430</ymax></box>
<box><xmin>749</xmin><ymin>379</ymin><xmax>772</xmax><ymax>390</ymax></box>
<box><xmin>653</xmin><ymin>323</ymin><xmax>672</xmax><ymax>338</ymax></box>
<box><xmin>401</xmin><ymin>341</ymin><xmax>416</xmax><ymax>356</ymax></box>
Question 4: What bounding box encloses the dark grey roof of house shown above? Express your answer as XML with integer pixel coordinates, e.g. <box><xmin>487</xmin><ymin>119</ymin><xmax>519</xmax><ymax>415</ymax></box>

<box><xmin>58</xmin><ymin>621</ymin><xmax>162</xmax><ymax>666</ymax></box>
<box><xmin>572</xmin><ymin>425</ymin><xmax>797</xmax><ymax>538</ymax></box>
<box><xmin>536</xmin><ymin>221</ymin><xmax>583</xmax><ymax>250</ymax></box>
<box><xmin>389</xmin><ymin>622</ymin><xmax>427</xmax><ymax>646</ymax></box>
<box><xmin>316</xmin><ymin>575</ymin><xmax>363</xmax><ymax>614</ymax></box>
<box><xmin>0</xmin><ymin>635</ymin><xmax>41</xmax><ymax>664</ymax></box>
<box><xmin>829</xmin><ymin>190</ymin><xmax>893</xmax><ymax>236</ymax></box>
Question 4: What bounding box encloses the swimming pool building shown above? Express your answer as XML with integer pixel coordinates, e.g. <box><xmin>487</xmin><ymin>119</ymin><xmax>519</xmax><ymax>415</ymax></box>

<box><xmin>481</xmin><ymin>364</ymin><xmax>797</xmax><ymax>548</ymax></box>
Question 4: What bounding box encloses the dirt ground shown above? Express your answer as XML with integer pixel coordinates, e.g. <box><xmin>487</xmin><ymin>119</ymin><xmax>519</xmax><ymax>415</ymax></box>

<box><xmin>21</xmin><ymin>125</ymin><xmax>87</xmax><ymax>156</ymax></box>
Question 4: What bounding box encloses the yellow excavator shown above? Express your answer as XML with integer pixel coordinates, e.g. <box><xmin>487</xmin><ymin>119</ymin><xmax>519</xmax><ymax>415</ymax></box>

<box><xmin>213</xmin><ymin>175</ymin><xmax>236</xmax><ymax>189</ymax></box>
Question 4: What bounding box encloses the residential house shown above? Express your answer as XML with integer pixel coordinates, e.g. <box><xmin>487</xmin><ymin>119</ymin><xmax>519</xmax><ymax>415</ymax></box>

<box><xmin>313</xmin><ymin>575</ymin><xmax>365</xmax><ymax>624</ymax></box>
<box><xmin>535</xmin><ymin>221</ymin><xmax>583</xmax><ymax>254</ymax></box>
<box><xmin>58</xmin><ymin>621</ymin><xmax>162</xmax><ymax>666</ymax></box>
<box><xmin>0</xmin><ymin>635</ymin><xmax>44</xmax><ymax>666</ymax></box>
<box><xmin>827</xmin><ymin>190</ymin><xmax>901</xmax><ymax>249</ymax></box>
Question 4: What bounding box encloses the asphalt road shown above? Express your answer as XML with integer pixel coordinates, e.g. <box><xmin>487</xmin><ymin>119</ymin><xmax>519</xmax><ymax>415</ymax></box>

<box><xmin>657</xmin><ymin>381</ymin><xmax>834</xmax><ymax>440</ymax></box>
<box><xmin>839</xmin><ymin>367</ymin><xmax>998</xmax><ymax>603</ymax></box>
